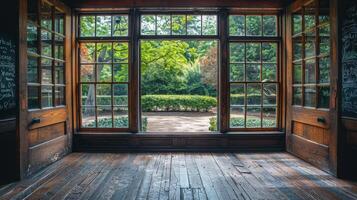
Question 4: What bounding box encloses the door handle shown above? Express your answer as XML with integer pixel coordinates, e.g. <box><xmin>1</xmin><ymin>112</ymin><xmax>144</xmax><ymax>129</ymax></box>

<box><xmin>29</xmin><ymin>118</ymin><xmax>41</xmax><ymax>126</ymax></box>
<box><xmin>317</xmin><ymin>117</ymin><xmax>326</xmax><ymax>124</ymax></box>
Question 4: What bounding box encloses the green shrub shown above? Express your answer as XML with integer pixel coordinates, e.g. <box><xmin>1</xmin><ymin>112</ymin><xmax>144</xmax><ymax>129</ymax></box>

<box><xmin>208</xmin><ymin>117</ymin><xmax>276</xmax><ymax>131</ymax></box>
<box><xmin>87</xmin><ymin>117</ymin><xmax>148</xmax><ymax>131</ymax></box>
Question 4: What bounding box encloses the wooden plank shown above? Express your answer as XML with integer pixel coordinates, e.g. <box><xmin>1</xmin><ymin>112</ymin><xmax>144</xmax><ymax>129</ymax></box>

<box><xmin>185</xmin><ymin>154</ymin><xmax>208</xmax><ymax>200</ymax></box>
<box><xmin>28</xmin><ymin>122</ymin><xmax>66</xmax><ymax>147</ymax></box>
<box><xmin>27</xmin><ymin>107</ymin><xmax>67</xmax><ymax>130</ymax></box>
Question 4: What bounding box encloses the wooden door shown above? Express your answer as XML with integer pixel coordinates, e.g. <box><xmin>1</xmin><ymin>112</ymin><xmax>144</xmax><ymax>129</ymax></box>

<box><xmin>19</xmin><ymin>0</ymin><xmax>72</xmax><ymax>177</ymax></box>
<box><xmin>286</xmin><ymin>0</ymin><xmax>339</xmax><ymax>175</ymax></box>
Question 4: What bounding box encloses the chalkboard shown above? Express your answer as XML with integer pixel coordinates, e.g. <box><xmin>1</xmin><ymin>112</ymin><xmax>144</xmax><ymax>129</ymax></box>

<box><xmin>342</xmin><ymin>2</ymin><xmax>357</xmax><ymax>118</ymax></box>
<box><xmin>0</xmin><ymin>35</ymin><xmax>16</xmax><ymax>119</ymax></box>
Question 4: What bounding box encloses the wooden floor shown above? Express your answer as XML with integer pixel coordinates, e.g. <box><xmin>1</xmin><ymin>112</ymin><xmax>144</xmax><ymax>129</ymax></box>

<box><xmin>1</xmin><ymin>153</ymin><xmax>357</xmax><ymax>200</ymax></box>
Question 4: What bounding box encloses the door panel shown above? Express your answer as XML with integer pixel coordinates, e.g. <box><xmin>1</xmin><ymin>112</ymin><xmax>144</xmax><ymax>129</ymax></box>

<box><xmin>286</xmin><ymin>0</ymin><xmax>338</xmax><ymax>175</ymax></box>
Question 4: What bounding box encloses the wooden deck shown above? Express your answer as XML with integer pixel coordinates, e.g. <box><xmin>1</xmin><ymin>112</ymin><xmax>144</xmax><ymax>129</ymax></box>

<box><xmin>1</xmin><ymin>153</ymin><xmax>357</xmax><ymax>200</ymax></box>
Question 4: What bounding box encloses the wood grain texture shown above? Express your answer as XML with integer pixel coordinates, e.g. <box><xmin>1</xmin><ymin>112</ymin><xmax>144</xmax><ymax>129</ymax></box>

<box><xmin>1</xmin><ymin>152</ymin><xmax>357</xmax><ymax>200</ymax></box>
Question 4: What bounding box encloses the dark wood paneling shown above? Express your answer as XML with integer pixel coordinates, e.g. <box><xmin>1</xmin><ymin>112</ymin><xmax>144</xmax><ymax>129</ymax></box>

<box><xmin>28</xmin><ymin>108</ymin><xmax>67</xmax><ymax>130</ymax></box>
<box><xmin>292</xmin><ymin>121</ymin><xmax>329</xmax><ymax>145</ymax></box>
<box><xmin>28</xmin><ymin>122</ymin><xmax>66</xmax><ymax>147</ymax></box>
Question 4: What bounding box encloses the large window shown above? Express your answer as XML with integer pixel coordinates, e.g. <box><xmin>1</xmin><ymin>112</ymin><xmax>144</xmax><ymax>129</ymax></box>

<box><xmin>78</xmin><ymin>14</ymin><xmax>130</xmax><ymax>129</ymax></box>
<box><xmin>27</xmin><ymin>0</ymin><xmax>65</xmax><ymax>109</ymax></box>
<box><xmin>228</xmin><ymin>14</ymin><xmax>280</xmax><ymax>129</ymax></box>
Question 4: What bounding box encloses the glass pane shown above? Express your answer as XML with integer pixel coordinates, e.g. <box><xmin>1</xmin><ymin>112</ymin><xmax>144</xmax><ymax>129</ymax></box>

<box><xmin>263</xmin><ymin>83</ymin><xmax>277</xmax><ymax>106</ymax></box>
<box><xmin>113</xmin><ymin>43</ymin><xmax>128</xmax><ymax>63</ymax></box>
<box><xmin>293</xmin><ymin>12</ymin><xmax>302</xmax><ymax>35</ymax></box>
<box><xmin>28</xmin><ymin>56</ymin><xmax>38</xmax><ymax>83</ymax></box>
<box><xmin>293</xmin><ymin>63</ymin><xmax>302</xmax><ymax>84</ymax></box>
<box><xmin>81</xmin><ymin>84</ymin><xmax>95</xmax><ymax>106</ymax></box>
<box><xmin>320</xmin><ymin>37</ymin><xmax>330</xmax><ymax>56</ymax></box>
<box><xmin>318</xmin><ymin>86</ymin><xmax>330</xmax><ymax>108</ymax></box>
<box><xmin>96</xmin><ymin>43</ymin><xmax>112</xmax><ymax>63</ymax></box>
<box><xmin>113</xmin><ymin>84</ymin><xmax>128</xmax><ymax>106</ymax></box>
<box><xmin>305</xmin><ymin>59</ymin><xmax>316</xmax><ymax>84</ymax></box>
<box><xmin>40</xmin><ymin>2</ymin><xmax>52</xmax><ymax>30</ymax></box>
<box><xmin>80</xmin><ymin>43</ymin><xmax>95</xmax><ymax>63</ymax></box>
<box><xmin>96</xmin><ymin>16</ymin><xmax>112</xmax><ymax>37</ymax></box>
<box><xmin>141</xmin><ymin>15</ymin><xmax>156</xmax><ymax>35</ymax></box>
<box><xmin>229</xmin><ymin>15</ymin><xmax>245</xmax><ymax>36</ymax></box>
<box><xmin>187</xmin><ymin>15</ymin><xmax>201</xmax><ymax>35</ymax></box>
<box><xmin>247</xmin><ymin>107</ymin><xmax>261</xmax><ymax>128</ymax></box>
<box><xmin>81</xmin><ymin>106</ymin><xmax>96</xmax><ymax>128</ymax></box>
<box><xmin>28</xmin><ymin>86</ymin><xmax>40</xmax><ymax>109</ymax></box>
<box><xmin>81</xmin><ymin>64</ymin><xmax>95</xmax><ymax>82</ymax></box>
<box><xmin>230</xmin><ymin>107</ymin><xmax>245</xmax><ymax>128</ymax></box>
<box><xmin>202</xmin><ymin>15</ymin><xmax>217</xmax><ymax>35</ymax></box>
<box><xmin>247</xmin><ymin>84</ymin><xmax>261</xmax><ymax>106</ymax></box>
<box><xmin>54</xmin><ymin>9</ymin><xmax>64</xmax><ymax>34</ymax></box>
<box><xmin>319</xmin><ymin>0</ymin><xmax>330</xmax><ymax>24</ymax></box>
<box><xmin>246</xmin><ymin>16</ymin><xmax>262</xmax><ymax>36</ymax></box>
<box><xmin>27</xmin><ymin>23</ymin><xmax>38</xmax><ymax>53</ymax></box>
<box><xmin>114</xmin><ymin>107</ymin><xmax>129</xmax><ymax>128</ymax></box>
<box><xmin>41</xmin><ymin>58</ymin><xmax>52</xmax><ymax>84</ymax></box>
<box><xmin>319</xmin><ymin>57</ymin><xmax>330</xmax><ymax>83</ymax></box>
<box><xmin>305</xmin><ymin>3</ymin><xmax>316</xmax><ymax>31</ymax></box>
<box><xmin>262</xmin><ymin>43</ymin><xmax>277</xmax><ymax>62</ymax></box>
<box><xmin>41</xmin><ymin>30</ymin><xmax>52</xmax><ymax>57</ymax></box>
<box><xmin>97</xmin><ymin>64</ymin><xmax>112</xmax><ymax>82</ymax></box>
<box><xmin>54</xmin><ymin>35</ymin><xmax>64</xmax><ymax>60</ymax></box>
<box><xmin>262</xmin><ymin>63</ymin><xmax>276</xmax><ymax>82</ymax></box>
<box><xmin>157</xmin><ymin>15</ymin><xmax>171</xmax><ymax>35</ymax></box>
<box><xmin>96</xmin><ymin>84</ymin><xmax>112</xmax><ymax>106</ymax></box>
<box><xmin>304</xmin><ymin>86</ymin><xmax>316</xmax><ymax>107</ymax></box>
<box><xmin>305</xmin><ymin>33</ymin><xmax>316</xmax><ymax>58</ymax></box>
<box><xmin>230</xmin><ymin>63</ymin><xmax>245</xmax><ymax>82</ymax></box>
<box><xmin>293</xmin><ymin>37</ymin><xmax>303</xmax><ymax>61</ymax></box>
<box><xmin>113</xmin><ymin>15</ymin><xmax>129</xmax><ymax>36</ymax></box>
<box><xmin>41</xmin><ymin>86</ymin><xmax>53</xmax><ymax>108</ymax></box>
<box><xmin>80</xmin><ymin>16</ymin><xmax>95</xmax><ymax>37</ymax></box>
<box><xmin>293</xmin><ymin>87</ymin><xmax>302</xmax><ymax>105</ymax></box>
<box><xmin>263</xmin><ymin>107</ymin><xmax>277</xmax><ymax>128</ymax></box>
<box><xmin>97</xmin><ymin>106</ymin><xmax>112</xmax><ymax>128</ymax></box>
<box><xmin>113</xmin><ymin>64</ymin><xmax>128</xmax><ymax>82</ymax></box>
<box><xmin>55</xmin><ymin>61</ymin><xmax>64</xmax><ymax>84</ymax></box>
<box><xmin>246</xmin><ymin>63</ymin><xmax>260</xmax><ymax>81</ymax></box>
<box><xmin>230</xmin><ymin>84</ymin><xmax>245</xmax><ymax>106</ymax></box>
<box><xmin>246</xmin><ymin>43</ymin><xmax>261</xmax><ymax>62</ymax></box>
<box><xmin>263</xmin><ymin>16</ymin><xmax>277</xmax><ymax>36</ymax></box>
<box><xmin>230</xmin><ymin>43</ymin><xmax>245</xmax><ymax>63</ymax></box>
<box><xmin>172</xmin><ymin>15</ymin><xmax>186</xmax><ymax>35</ymax></box>
<box><xmin>55</xmin><ymin>86</ymin><xmax>65</xmax><ymax>106</ymax></box>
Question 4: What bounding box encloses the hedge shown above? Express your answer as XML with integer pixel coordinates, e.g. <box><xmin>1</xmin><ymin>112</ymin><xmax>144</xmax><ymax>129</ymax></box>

<box><xmin>87</xmin><ymin>117</ymin><xmax>148</xmax><ymax>131</ymax></box>
<box><xmin>209</xmin><ymin>117</ymin><xmax>276</xmax><ymax>131</ymax></box>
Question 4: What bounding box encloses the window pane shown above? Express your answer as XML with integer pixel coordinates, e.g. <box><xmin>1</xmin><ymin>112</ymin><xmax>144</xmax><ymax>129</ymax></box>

<box><xmin>304</xmin><ymin>86</ymin><xmax>316</xmax><ymax>107</ymax></box>
<box><xmin>318</xmin><ymin>86</ymin><xmax>330</xmax><ymax>108</ymax></box>
<box><xmin>187</xmin><ymin>15</ymin><xmax>201</xmax><ymax>35</ymax></box>
<box><xmin>41</xmin><ymin>30</ymin><xmax>52</xmax><ymax>57</ymax></box>
<box><xmin>247</xmin><ymin>107</ymin><xmax>261</xmax><ymax>128</ymax></box>
<box><xmin>305</xmin><ymin>59</ymin><xmax>316</xmax><ymax>84</ymax></box>
<box><xmin>28</xmin><ymin>56</ymin><xmax>38</xmax><ymax>83</ymax></box>
<box><xmin>230</xmin><ymin>63</ymin><xmax>245</xmax><ymax>82</ymax></box>
<box><xmin>230</xmin><ymin>84</ymin><xmax>245</xmax><ymax>106</ymax></box>
<box><xmin>81</xmin><ymin>64</ymin><xmax>95</xmax><ymax>82</ymax></box>
<box><xmin>305</xmin><ymin>3</ymin><xmax>316</xmax><ymax>31</ymax></box>
<box><xmin>55</xmin><ymin>86</ymin><xmax>65</xmax><ymax>106</ymax></box>
<box><xmin>230</xmin><ymin>43</ymin><xmax>245</xmax><ymax>63</ymax></box>
<box><xmin>41</xmin><ymin>58</ymin><xmax>52</xmax><ymax>84</ymax></box>
<box><xmin>293</xmin><ymin>63</ymin><xmax>302</xmax><ymax>84</ymax></box>
<box><xmin>262</xmin><ymin>63</ymin><xmax>276</xmax><ymax>82</ymax></box>
<box><xmin>246</xmin><ymin>43</ymin><xmax>261</xmax><ymax>62</ymax></box>
<box><xmin>263</xmin><ymin>107</ymin><xmax>277</xmax><ymax>128</ymax></box>
<box><xmin>320</xmin><ymin>37</ymin><xmax>330</xmax><ymax>56</ymax></box>
<box><xmin>114</xmin><ymin>107</ymin><xmax>129</xmax><ymax>128</ymax></box>
<box><xmin>262</xmin><ymin>43</ymin><xmax>277</xmax><ymax>63</ymax></box>
<box><xmin>246</xmin><ymin>16</ymin><xmax>262</xmax><ymax>36</ymax></box>
<box><xmin>81</xmin><ymin>84</ymin><xmax>95</xmax><ymax>106</ymax></box>
<box><xmin>55</xmin><ymin>9</ymin><xmax>64</xmax><ymax>34</ymax></box>
<box><xmin>97</xmin><ymin>106</ymin><xmax>112</xmax><ymax>128</ymax></box>
<box><xmin>96</xmin><ymin>16</ymin><xmax>112</xmax><ymax>37</ymax></box>
<box><xmin>172</xmin><ymin>15</ymin><xmax>186</xmax><ymax>35</ymax></box>
<box><xmin>96</xmin><ymin>43</ymin><xmax>112</xmax><ymax>63</ymax></box>
<box><xmin>113</xmin><ymin>43</ymin><xmax>128</xmax><ymax>63</ymax></box>
<box><xmin>229</xmin><ymin>15</ymin><xmax>245</xmax><ymax>36</ymax></box>
<box><xmin>80</xmin><ymin>16</ymin><xmax>95</xmax><ymax>37</ymax></box>
<box><xmin>28</xmin><ymin>86</ymin><xmax>40</xmax><ymax>109</ymax></box>
<box><xmin>27</xmin><ymin>23</ymin><xmax>38</xmax><ymax>53</ymax></box>
<box><xmin>263</xmin><ymin>16</ymin><xmax>277</xmax><ymax>36</ymax></box>
<box><xmin>80</xmin><ymin>43</ymin><xmax>95</xmax><ymax>63</ymax></box>
<box><xmin>247</xmin><ymin>84</ymin><xmax>261</xmax><ymax>106</ymax></box>
<box><xmin>54</xmin><ymin>35</ymin><xmax>64</xmax><ymax>60</ymax></box>
<box><xmin>230</xmin><ymin>107</ymin><xmax>245</xmax><ymax>128</ymax></box>
<box><xmin>81</xmin><ymin>106</ymin><xmax>96</xmax><ymax>128</ymax></box>
<box><xmin>113</xmin><ymin>84</ymin><xmax>128</xmax><ymax>106</ymax></box>
<box><xmin>114</xmin><ymin>64</ymin><xmax>129</xmax><ymax>82</ymax></box>
<box><xmin>141</xmin><ymin>15</ymin><xmax>156</xmax><ymax>35</ymax></box>
<box><xmin>55</xmin><ymin>61</ymin><xmax>64</xmax><ymax>84</ymax></box>
<box><xmin>305</xmin><ymin>33</ymin><xmax>316</xmax><ymax>58</ymax></box>
<box><xmin>202</xmin><ymin>15</ymin><xmax>217</xmax><ymax>35</ymax></box>
<box><xmin>293</xmin><ymin>87</ymin><xmax>302</xmax><ymax>105</ymax></box>
<box><xmin>246</xmin><ymin>63</ymin><xmax>260</xmax><ymax>81</ymax></box>
<box><xmin>41</xmin><ymin>86</ymin><xmax>53</xmax><ymax>108</ymax></box>
<box><xmin>157</xmin><ymin>15</ymin><xmax>171</xmax><ymax>35</ymax></box>
<box><xmin>97</xmin><ymin>64</ymin><xmax>112</xmax><ymax>82</ymax></box>
<box><xmin>263</xmin><ymin>83</ymin><xmax>277</xmax><ymax>106</ymax></box>
<box><xmin>96</xmin><ymin>84</ymin><xmax>112</xmax><ymax>106</ymax></box>
<box><xmin>293</xmin><ymin>37</ymin><xmax>303</xmax><ymax>61</ymax></box>
<box><xmin>113</xmin><ymin>15</ymin><xmax>129</xmax><ymax>36</ymax></box>
<box><xmin>40</xmin><ymin>2</ymin><xmax>52</xmax><ymax>30</ymax></box>
<box><xmin>293</xmin><ymin>12</ymin><xmax>302</xmax><ymax>35</ymax></box>
<box><xmin>319</xmin><ymin>57</ymin><xmax>330</xmax><ymax>83</ymax></box>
